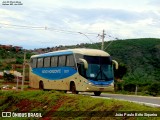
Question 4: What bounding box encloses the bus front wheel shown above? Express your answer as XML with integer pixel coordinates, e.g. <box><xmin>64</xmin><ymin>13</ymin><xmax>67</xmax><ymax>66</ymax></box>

<box><xmin>39</xmin><ymin>81</ymin><xmax>44</xmax><ymax>90</ymax></box>
<box><xmin>94</xmin><ymin>91</ymin><xmax>101</xmax><ymax>96</ymax></box>
<box><xmin>70</xmin><ymin>82</ymin><xmax>78</xmax><ymax>94</ymax></box>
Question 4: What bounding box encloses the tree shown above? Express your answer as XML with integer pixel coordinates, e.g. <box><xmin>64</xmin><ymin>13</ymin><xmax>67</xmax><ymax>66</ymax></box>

<box><xmin>16</xmin><ymin>57</ymin><xmax>23</xmax><ymax>64</ymax></box>
<box><xmin>148</xmin><ymin>82</ymin><xmax>160</xmax><ymax>96</ymax></box>
<box><xmin>114</xmin><ymin>63</ymin><xmax>127</xmax><ymax>79</ymax></box>
<box><xmin>123</xmin><ymin>68</ymin><xmax>154</xmax><ymax>93</ymax></box>
<box><xmin>3</xmin><ymin>73</ymin><xmax>15</xmax><ymax>82</ymax></box>
<box><xmin>114</xmin><ymin>63</ymin><xmax>127</xmax><ymax>91</ymax></box>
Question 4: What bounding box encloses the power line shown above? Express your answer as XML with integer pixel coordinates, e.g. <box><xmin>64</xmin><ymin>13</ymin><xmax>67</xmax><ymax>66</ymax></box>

<box><xmin>78</xmin><ymin>32</ymin><xmax>99</xmax><ymax>49</ymax></box>
<box><xmin>0</xmin><ymin>22</ymin><xmax>101</xmax><ymax>46</ymax></box>
<box><xmin>0</xmin><ymin>23</ymin><xmax>44</xmax><ymax>29</ymax></box>
<box><xmin>104</xmin><ymin>35</ymin><xmax>119</xmax><ymax>50</ymax></box>
<box><xmin>0</xmin><ymin>22</ymin><xmax>121</xmax><ymax>49</ymax></box>
<box><xmin>0</xmin><ymin>23</ymin><xmax>98</xmax><ymax>35</ymax></box>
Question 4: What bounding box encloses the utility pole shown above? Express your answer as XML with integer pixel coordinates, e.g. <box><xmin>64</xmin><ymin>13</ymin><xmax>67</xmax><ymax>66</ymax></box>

<box><xmin>101</xmin><ymin>30</ymin><xmax>106</xmax><ymax>50</ymax></box>
<box><xmin>21</xmin><ymin>50</ymin><xmax>26</xmax><ymax>91</ymax></box>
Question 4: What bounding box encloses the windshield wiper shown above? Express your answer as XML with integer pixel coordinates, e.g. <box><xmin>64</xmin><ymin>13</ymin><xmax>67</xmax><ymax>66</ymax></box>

<box><xmin>94</xmin><ymin>65</ymin><xmax>109</xmax><ymax>81</ymax></box>
<box><xmin>102</xmin><ymin>70</ymin><xmax>109</xmax><ymax>81</ymax></box>
<box><xmin>95</xmin><ymin>65</ymin><xmax>102</xmax><ymax>80</ymax></box>
<box><xmin>95</xmin><ymin>70</ymin><xmax>101</xmax><ymax>80</ymax></box>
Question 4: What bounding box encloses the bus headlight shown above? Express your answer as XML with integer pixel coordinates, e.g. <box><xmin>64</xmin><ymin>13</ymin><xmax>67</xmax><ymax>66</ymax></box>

<box><xmin>88</xmin><ymin>82</ymin><xmax>92</xmax><ymax>85</ymax></box>
<box><xmin>84</xmin><ymin>81</ymin><xmax>93</xmax><ymax>85</ymax></box>
<box><xmin>110</xmin><ymin>82</ymin><xmax>114</xmax><ymax>86</ymax></box>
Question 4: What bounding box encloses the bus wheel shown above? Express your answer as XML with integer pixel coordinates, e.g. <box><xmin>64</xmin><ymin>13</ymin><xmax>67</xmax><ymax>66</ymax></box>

<box><xmin>70</xmin><ymin>82</ymin><xmax>78</xmax><ymax>94</ymax></box>
<box><xmin>94</xmin><ymin>91</ymin><xmax>101</xmax><ymax>96</ymax></box>
<box><xmin>39</xmin><ymin>81</ymin><xmax>44</xmax><ymax>90</ymax></box>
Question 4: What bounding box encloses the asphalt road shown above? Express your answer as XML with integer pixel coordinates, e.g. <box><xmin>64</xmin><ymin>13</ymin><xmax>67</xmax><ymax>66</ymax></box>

<box><xmin>80</xmin><ymin>92</ymin><xmax>160</xmax><ymax>108</ymax></box>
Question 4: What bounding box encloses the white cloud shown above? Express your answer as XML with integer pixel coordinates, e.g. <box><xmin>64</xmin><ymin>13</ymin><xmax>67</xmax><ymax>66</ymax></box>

<box><xmin>0</xmin><ymin>0</ymin><xmax>160</xmax><ymax>49</ymax></box>
<box><xmin>148</xmin><ymin>0</ymin><xmax>160</xmax><ymax>7</ymax></box>
<box><xmin>0</xmin><ymin>8</ymin><xmax>24</xmax><ymax>21</ymax></box>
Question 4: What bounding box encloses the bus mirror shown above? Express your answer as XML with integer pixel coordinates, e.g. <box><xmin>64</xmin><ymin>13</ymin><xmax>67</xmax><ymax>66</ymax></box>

<box><xmin>79</xmin><ymin>58</ymin><xmax>88</xmax><ymax>69</ymax></box>
<box><xmin>112</xmin><ymin>60</ymin><xmax>118</xmax><ymax>69</ymax></box>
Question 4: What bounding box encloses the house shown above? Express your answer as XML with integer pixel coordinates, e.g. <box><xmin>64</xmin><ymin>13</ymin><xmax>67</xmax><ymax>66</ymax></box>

<box><xmin>0</xmin><ymin>44</ymin><xmax>22</xmax><ymax>52</ymax></box>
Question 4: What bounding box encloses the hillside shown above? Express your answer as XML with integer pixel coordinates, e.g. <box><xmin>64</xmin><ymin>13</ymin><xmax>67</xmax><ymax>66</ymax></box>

<box><xmin>0</xmin><ymin>38</ymin><xmax>160</xmax><ymax>94</ymax></box>
<box><xmin>59</xmin><ymin>38</ymin><xmax>160</xmax><ymax>81</ymax></box>
<box><xmin>79</xmin><ymin>38</ymin><xmax>160</xmax><ymax>81</ymax></box>
<box><xmin>106</xmin><ymin>38</ymin><xmax>160</xmax><ymax>81</ymax></box>
<box><xmin>84</xmin><ymin>38</ymin><xmax>160</xmax><ymax>94</ymax></box>
<box><xmin>0</xmin><ymin>90</ymin><xmax>159</xmax><ymax>119</ymax></box>
<box><xmin>0</xmin><ymin>49</ymin><xmax>32</xmax><ymax>71</ymax></box>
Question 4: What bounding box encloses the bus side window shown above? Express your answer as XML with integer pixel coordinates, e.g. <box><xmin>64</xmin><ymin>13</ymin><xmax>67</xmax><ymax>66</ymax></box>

<box><xmin>31</xmin><ymin>58</ymin><xmax>37</xmax><ymax>68</ymax></box>
<box><xmin>58</xmin><ymin>56</ymin><xmax>66</xmax><ymax>66</ymax></box>
<box><xmin>66</xmin><ymin>55</ymin><xmax>75</xmax><ymax>67</ymax></box>
<box><xmin>37</xmin><ymin>58</ymin><xmax>44</xmax><ymax>68</ymax></box>
<box><xmin>44</xmin><ymin>57</ymin><xmax>50</xmax><ymax>67</ymax></box>
<box><xmin>51</xmin><ymin>56</ymin><xmax>58</xmax><ymax>67</ymax></box>
<box><xmin>77</xmin><ymin>63</ymin><xmax>86</xmax><ymax>77</ymax></box>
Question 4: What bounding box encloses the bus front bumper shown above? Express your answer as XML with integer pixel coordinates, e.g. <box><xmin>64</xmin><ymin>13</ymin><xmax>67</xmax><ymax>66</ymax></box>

<box><xmin>85</xmin><ymin>84</ymin><xmax>114</xmax><ymax>92</ymax></box>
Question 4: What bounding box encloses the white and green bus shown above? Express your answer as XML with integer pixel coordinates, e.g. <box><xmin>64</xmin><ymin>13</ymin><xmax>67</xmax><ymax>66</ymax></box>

<box><xmin>29</xmin><ymin>48</ymin><xmax>118</xmax><ymax>96</ymax></box>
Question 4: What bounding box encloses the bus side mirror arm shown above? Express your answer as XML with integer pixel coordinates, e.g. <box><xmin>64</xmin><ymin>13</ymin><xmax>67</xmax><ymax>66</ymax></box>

<box><xmin>79</xmin><ymin>58</ymin><xmax>88</xmax><ymax>69</ymax></box>
<box><xmin>112</xmin><ymin>60</ymin><xmax>118</xmax><ymax>70</ymax></box>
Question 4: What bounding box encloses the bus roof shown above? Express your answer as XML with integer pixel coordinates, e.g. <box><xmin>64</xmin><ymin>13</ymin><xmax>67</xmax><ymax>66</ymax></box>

<box><xmin>31</xmin><ymin>48</ymin><xmax>110</xmax><ymax>58</ymax></box>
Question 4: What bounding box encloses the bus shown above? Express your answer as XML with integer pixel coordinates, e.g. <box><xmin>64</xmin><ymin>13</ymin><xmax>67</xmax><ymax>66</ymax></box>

<box><xmin>29</xmin><ymin>48</ymin><xmax>118</xmax><ymax>96</ymax></box>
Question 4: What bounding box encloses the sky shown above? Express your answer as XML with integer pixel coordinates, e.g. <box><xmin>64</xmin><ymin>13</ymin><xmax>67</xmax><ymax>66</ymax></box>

<box><xmin>0</xmin><ymin>0</ymin><xmax>160</xmax><ymax>49</ymax></box>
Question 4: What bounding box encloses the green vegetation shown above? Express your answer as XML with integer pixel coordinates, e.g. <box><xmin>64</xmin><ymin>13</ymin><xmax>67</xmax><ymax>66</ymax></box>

<box><xmin>81</xmin><ymin>38</ymin><xmax>160</xmax><ymax>96</ymax></box>
<box><xmin>0</xmin><ymin>48</ymin><xmax>33</xmax><ymax>71</ymax></box>
<box><xmin>3</xmin><ymin>73</ymin><xmax>15</xmax><ymax>82</ymax></box>
<box><xmin>0</xmin><ymin>91</ymin><xmax>159</xmax><ymax>120</ymax></box>
<box><xmin>83</xmin><ymin>38</ymin><xmax>160</xmax><ymax>81</ymax></box>
<box><xmin>110</xmin><ymin>38</ymin><xmax>159</xmax><ymax>79</ymax></box>
<box><xmin>0</xmin><ymin>49</ymin><xmax>33</xmax><ymax>81</ymax></box>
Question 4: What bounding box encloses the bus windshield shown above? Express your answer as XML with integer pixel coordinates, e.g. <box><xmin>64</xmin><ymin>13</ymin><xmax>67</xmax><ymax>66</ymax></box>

<box><xmin>84</xmin><ymin>56</ymin><xmax>114</xmax><ymax>81</ymax></box>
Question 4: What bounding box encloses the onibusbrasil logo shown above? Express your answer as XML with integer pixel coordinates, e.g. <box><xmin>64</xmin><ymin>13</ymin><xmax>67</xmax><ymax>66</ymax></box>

<box><xmin>2</xmin><ymin>112</ymin><xmax>42</xmax><ymax>118</ymax></box>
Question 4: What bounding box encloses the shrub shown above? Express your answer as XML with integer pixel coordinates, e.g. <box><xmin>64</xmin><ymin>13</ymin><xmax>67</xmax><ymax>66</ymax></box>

<box><xmin>114</xmin><ymin>82</ymin><xmax>123</xmax><ymax>91</ymax></box>
<box><xmin>148</xmin><ymin>82</ymin><xmax>160</xmax><ymax>96</ymax></box>
<box><xmin>123</xmin><ymin>83</ymin><xmax>136</xmax><ymax>92</ymax></box>
<box><xmin>3</xmin><ymin>73</ymin><xmax>15</xmax><ymax>82</ymax></box>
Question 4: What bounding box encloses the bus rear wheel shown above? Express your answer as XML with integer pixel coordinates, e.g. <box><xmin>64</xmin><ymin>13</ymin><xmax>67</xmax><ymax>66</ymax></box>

<box><xmin>70</xmin><ymin>82</ymin><xmax>78</xmax><ymax>94</ymax></box>
<box><xmin>39</xmin><ymin>81</ymin><xmax>44</xmax><ymax>90</ymax></box>
<box><xmin>94</xmin><ymin>91</ymin><xmax>101</xmax><ymax>96</ymax></box>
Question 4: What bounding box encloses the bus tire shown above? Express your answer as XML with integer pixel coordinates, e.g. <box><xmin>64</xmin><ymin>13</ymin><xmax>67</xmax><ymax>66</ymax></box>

<box><xmin>94</xmin><ymin>91</ymin><xmax>101</xmax><ymax>96</ymax></box>
<box><xmin>39</xmin><ymin>81</ymin><xmax>44</xmax><ymax>90</ymax></box>
<box><xmin>70</xmin><ymin>82</ymin><xmax>78</xmax><ymax>94</ymax></box>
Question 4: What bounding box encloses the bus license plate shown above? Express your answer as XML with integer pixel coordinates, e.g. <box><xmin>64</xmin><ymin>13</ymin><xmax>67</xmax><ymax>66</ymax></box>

<box><xmin>99</xmin><ymin>88</ymin><xmax>104</xmax><ymax>91</ymax></box>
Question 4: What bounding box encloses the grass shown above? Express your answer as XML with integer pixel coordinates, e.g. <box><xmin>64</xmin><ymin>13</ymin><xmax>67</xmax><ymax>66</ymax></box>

<box><xmin>59</xmin><ymin>94</ymin><xmax>159</xmax><ymax>111</ymax></box>
<box><xmin>0</xmin><ymin>90</ymin><xmax>159</xmax><ymax>120</ymax></box>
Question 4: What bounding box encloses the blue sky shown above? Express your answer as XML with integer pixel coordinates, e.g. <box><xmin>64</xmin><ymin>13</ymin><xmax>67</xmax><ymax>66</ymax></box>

<box><xmin>0</xmin><ymin>0</ymin><xmax>160</xmax><ymax>49</ymax></box>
